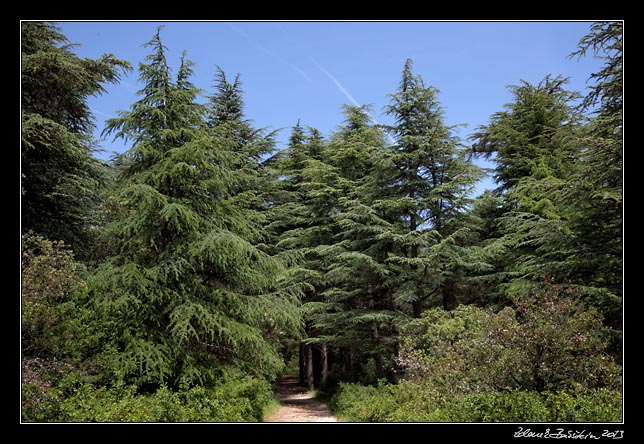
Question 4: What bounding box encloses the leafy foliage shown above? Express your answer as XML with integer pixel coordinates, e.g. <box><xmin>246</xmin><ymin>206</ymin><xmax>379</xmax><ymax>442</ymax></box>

<box><xmin>398</xmin><ymin>281</ymin><xmax>620</xmax><ymax>395</ymax></box>
<box><xmin>21</xmin><ymin>232</ymin><xmax>87</xmax><ymax>360</ymax></box>
<box><xmin>22</xmin><ymin>370</ymin><xmax>273</xmax><ymax>422</ymax></box>
<box><xmin>330</xmin><ymin>381</ymin><xmax>622</xmax><ymax>422</ymax></box>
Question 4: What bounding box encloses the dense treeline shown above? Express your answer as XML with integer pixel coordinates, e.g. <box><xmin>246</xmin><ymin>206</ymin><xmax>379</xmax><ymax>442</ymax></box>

<box><xmin>21</xmin><ymin>21</ymin><xmax>622</xmax><ymax>422</ymax></box>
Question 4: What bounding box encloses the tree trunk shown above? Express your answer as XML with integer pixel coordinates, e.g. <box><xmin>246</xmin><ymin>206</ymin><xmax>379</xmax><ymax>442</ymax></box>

<box><xmin>409</xmin><ymin>210</ymin><xmax>423</xmax><ymax>318</ymax></box>
<box><xmin>299</xmin><ymin>342</ymin><xmax>305</xmax><ymax>385</ymax></box>
<box><xmin>306</xmin><ymin>344</ymin><xmax>314</xmax><ymax>390</ymax></box>
<box><xmin>343</xmin><ymin>346</ymin><xmax>353</xmax><ymax>379</ymax></box>
<box><xmin>442</xmin><ymin>279</ymin><xmax>457</xmax><ymax>311</ymax></box>
<box><xmin>320</xmin><ymin>343</ymin><xmax>328</xmax><ymax>387</ymax></box>
<box><xmin>412</xmin><ymin>300</ymin><xmax>422</xmax><ymax>318</ymax></box>
<box><xmin>371</xmin><ymin>321</ymin><xmax>384</xmax><ymax>379</ymax></box>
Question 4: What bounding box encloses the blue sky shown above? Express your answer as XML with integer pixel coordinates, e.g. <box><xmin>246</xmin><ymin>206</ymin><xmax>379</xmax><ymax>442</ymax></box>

<box><xmin>58</xmin><ymin>21</ymin><xmax>604</xmax><ymax>194</ymax></box>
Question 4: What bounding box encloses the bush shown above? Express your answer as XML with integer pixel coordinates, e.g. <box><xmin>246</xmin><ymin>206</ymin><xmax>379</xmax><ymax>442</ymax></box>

<box><xmin>199</xmin><ymin>374</ymin><xmax>275</xmax><ymax>422</ymax></box>
<box><xmin>330</xmin><ymin>381</ymin><xmax>622</xmax><ymax>423</ymax></box>
<box><xmin>22</xmin><ymin>371</ymin><xmax>274</xmax><ymax>422</ymax></box>
<box><xmin>397</xmin><ymin>283</ymin><xmax>621</xmax><ymax>394</ymax></box>
<box><xmin>331</xmin><ymin>381</ymin><xmax>441</xmax><ymax>422</ymax></box>
<box><xmin>330</xmin><ymin>382</ymin><xmax>398</xmax><ymax>422</ymax></box>
<box><xmin>543</xmin><ymin>389</ymin><xmax>623</xmax><ymax>422</ymax></box>
<box><xmin>22</xmin><ymin>381</ymin><xmax>62</xmax><ymax>422</ymax></box>
<box><xmin>437</xmin><ymin>389</ymin><xmax>622</xmax><ymax>423</ymax></box>
<box><xmin>436</xmin><ymin>391</ymin><xmax>551</xmax><ymax>422</ymax></box>
<box><xmin>21</xmin><ymin>232</ymin><xmax>85</xmax><ymax>358</ymax></box>
<box><xmin>396</xmin><ymin>305</ymin><xmax>491</xmax><ymax>395</ymax></box>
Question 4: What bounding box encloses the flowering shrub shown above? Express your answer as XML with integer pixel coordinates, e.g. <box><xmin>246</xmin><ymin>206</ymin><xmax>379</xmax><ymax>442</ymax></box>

<box><xmin>397</xmin><ymin>282</ymin><xmax>621</xmax><ymax>394</ymax></box>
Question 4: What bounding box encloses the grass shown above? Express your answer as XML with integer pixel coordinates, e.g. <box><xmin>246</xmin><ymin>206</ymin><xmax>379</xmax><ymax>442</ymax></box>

<box><xmin>261</xmin><ymin>396</ymin><xmax>282</xmax><ymax>422</ymax></box>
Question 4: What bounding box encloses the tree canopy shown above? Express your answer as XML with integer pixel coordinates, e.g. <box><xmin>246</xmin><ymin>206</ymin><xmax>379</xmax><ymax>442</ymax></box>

<box><xmin>21</xmin><ymin>22</ymin><xmax>622</xmax><ymax>423</ymax></box>
<box><xmin>21</xmin><ymin>21</ymin><xmax>130</xmax><ymax>257</ymax></box>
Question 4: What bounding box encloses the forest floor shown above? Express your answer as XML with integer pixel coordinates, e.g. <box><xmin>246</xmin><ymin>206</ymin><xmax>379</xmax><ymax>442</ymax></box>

<box><xmin>263</xmin><ymin>378</ymin><xmax>337</xmax><ymax>423</ymax></box>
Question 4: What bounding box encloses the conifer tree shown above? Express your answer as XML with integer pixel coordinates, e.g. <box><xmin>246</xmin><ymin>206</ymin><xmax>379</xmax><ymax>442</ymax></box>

<box><xmin>379</xmin><ymin>59</ymin><xmax>482</xmax><ymax>316</ymax></box>
<box><xmin>469</xmin><ymin>76</ymin><xmax>584</xmax><ymax>299</ymax></box>
<box><xmin>471</xmin><ymin>75</ymin><xmax>582</xmax><ymax>208</ymax></box>
<box><xmin>206</xmin><ymin>67</ymin><xmax>277</xmax><ymax>222</ymax></box>
<box><xmin>563</xmin><ymin>22</ymin><xmax>622</xmax><ymax>338</ymax></box>
<box><xmin>470</xmin><ymin>21</ymin><xmax>622</xmax><ymax>345</ymax></box>
<box><xmin>21</xmin><ymin>21</ymin><xmax>130</xmax><ymax>256</ymax></box>
<box><xmin>91</xmin><ymin>28</ymin><xmax>302</xmax><ymax>389</ymax></box>
<box><xmin>266</xmin><ymin>122</ymin><xmax>334</xmax><ymax>386</ymax></box>
<box><xmin>267</xmin><ymin>122</ymin><xmax>329</xmax><ymax>265</ymax></box>
<box><xmin>459</xmin><ymin>191</ymin><xmax>509</xmax><ymax>308</ymax></box>
<box><xmin>313</xmin><ymin>105</ymin><xmax>400</xmax><ymax>382</ymax></box>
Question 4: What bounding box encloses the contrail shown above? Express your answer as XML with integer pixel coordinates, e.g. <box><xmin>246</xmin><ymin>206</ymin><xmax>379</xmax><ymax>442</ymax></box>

<box><xmin>227</xmin><ymin>23</ymin><xmax>312</xmax><ymax>83</ymax></box>
<box><xmin>92</xmin><ymin>109</ymin><xmax>115</xmax><ymax>119</ymax></box>
<box><xmin>288</xmin><ymin>63</ymin><xmax>313</xmax><ymax>83</ymax></box>
<box><xmin>312</xmin><ymin>59</ymin><xmax>395</xmax><ymax>144</ymax></box>
<box><xmin>115</xmin><ymin>78</ymin><xmax>139</xmax><ymax>93</ymax></box>
<box><xmin>312</xmin><ymin>60</ymin><xmax>360</xmax><ymax>107</ymax></box>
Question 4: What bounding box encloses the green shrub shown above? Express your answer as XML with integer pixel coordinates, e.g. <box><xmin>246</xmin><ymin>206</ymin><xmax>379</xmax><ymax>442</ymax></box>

<box><xmin>191</xmin><ymin>374</ymin><xmax>274</xmax><ymax>422</ymax></box>
<box><xmin>397</xmin><ymin>285</ymin><xmax>621</xmax><ymax>395</ymax></box>
<box><xmin>22</xmin><ymin>381</ymin><xmax>62</xmax><ymax>422</ymax></box>
<box><xmin>436</xmin><ymin>389</ymin><xmax>622</xmax><ymax>423</ymax></box>
<box><xmin>331</xmin><ymin>381</ymin><xmax>441</xmax><ymax>422</ymax></box>
<box><xmin>331</xmin><ymin>382</ymin><xmax>386</xmax><ymax>422</ymax></box>
<box><xmin>330</xmin><ymin>381</ymin><xmax>622</xmax><ymax>423</ymax></box>
<box><xmin>381</xmin><ymin>383</ymin><xmax>442</xmax><ymax>422</ymax></box>
<box><xmin>544</xmin><ymin>389</ymin><xmax>623</xmax><ymax>422</ymax></box>
<box><xmin>21</xmin><ymin>232</ymin><xmax>85</xmax><ymax>359</ymax></box>
<box><xmin>437</xmin><ymin>391</ymin><xmax>550</xmax><ymax>422</ymax></box>
<box><xmin>22</xmin><ymin>370</ymin><xmax>274</xmax><ymax>422</ymax></box>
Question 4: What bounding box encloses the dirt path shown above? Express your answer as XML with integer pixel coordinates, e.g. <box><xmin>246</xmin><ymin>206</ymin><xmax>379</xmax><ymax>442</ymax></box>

<box><xmin>263</xmin><ymin>378</ymin><xmax>337</xmax><ymax>422</ymax></box>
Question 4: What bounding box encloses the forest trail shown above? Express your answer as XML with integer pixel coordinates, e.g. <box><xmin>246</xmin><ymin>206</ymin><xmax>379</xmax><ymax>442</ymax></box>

<box><xmin>263</xmin><ymin>378</ymin><xmax>337</xmax><ymax>423</ymax></box>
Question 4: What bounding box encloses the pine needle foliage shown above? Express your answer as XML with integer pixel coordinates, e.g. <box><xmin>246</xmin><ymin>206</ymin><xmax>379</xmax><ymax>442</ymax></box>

<box><xmin>564</xmin><ymin>22</ymin><xmax>622</xmax><ymax>331</ymax></box>
<box><xmin>469</xmin><ymin>76</ymin><xmax>585</xmax><ymax>295</ymax></box>
<box><xmin>21</xmin><ymin>21</ymin><xmax>131</xmax><ymax>257</ymax></box>
<box><xmin>314</xmin><ymin>106</ymin><xmax>402</xmax><ymax>382</ymax></box>
<box><xmin>92</xmin><ymin>28</ymin><xmax>302</xmax><ymax>389</ymax></box>
<box><xmin>469</xmin><ymin>22</ymin><xmax>622</xmax><ymax>354</ymax></box>
<box><xmin>379</xmin><ymin>59</ymin><xmax>483</xmax><ymax>316</ymax></box>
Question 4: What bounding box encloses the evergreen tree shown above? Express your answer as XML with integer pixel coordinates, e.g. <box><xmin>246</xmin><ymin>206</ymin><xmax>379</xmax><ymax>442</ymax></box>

<box><xmin>459</xmin><ymin>191</ymin><xmax>509</xmax><ymax>308</ymax></box>
<box><xmin>21</xmin><ymin>21</ymin><xmax>130</xmax><ymax>256</ymax></box>
<box><xmin>471</xmin><ymin>75</ymin><xmax>582</xmax><ymax>204</ymax></box>
<box><xmin>379</xmin><ymin>59</ymin><xmax>482</xmax><ymax>316</ymax></box>
<box><xmin>572</xmin><ymin>22</ymin><xmax>622</xmax><ymax>117</ymax></box>
<box><xmin>313</xmin><ymin>105</ymin><xmax>401</xmax><ymax>383</ymax></box>
<box><xmin>469</xmin><ymin>76</ymin><xmax>584</xmax><ymax>297</ymax></box>
<box><xmin>471</xmin><ymin>21</ymin><xmax>622</xmax><ymax>348</ymax></box>
<box><xmin>267</xmin><ymin>122</ymin><xmax>329</xmax><ymax>265</ymax></box>
<box><xmin>266</xmin><ymin>122</ymin><xmax>334</xmax><ymax>386</ymax></box>
<box><xmin>206</xmin><ymin>67</ymin><xmax>277</xmax><ymax>217</ymax></box>
<box><xmin>91</xmin><ymin>28</ymin><xmax>302</xmax><ymax>389</ymax></box>
<box><xmin>565</xmin><ymin>21</ymin><xmax>622</xmax><ymax>334</ymax></box>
